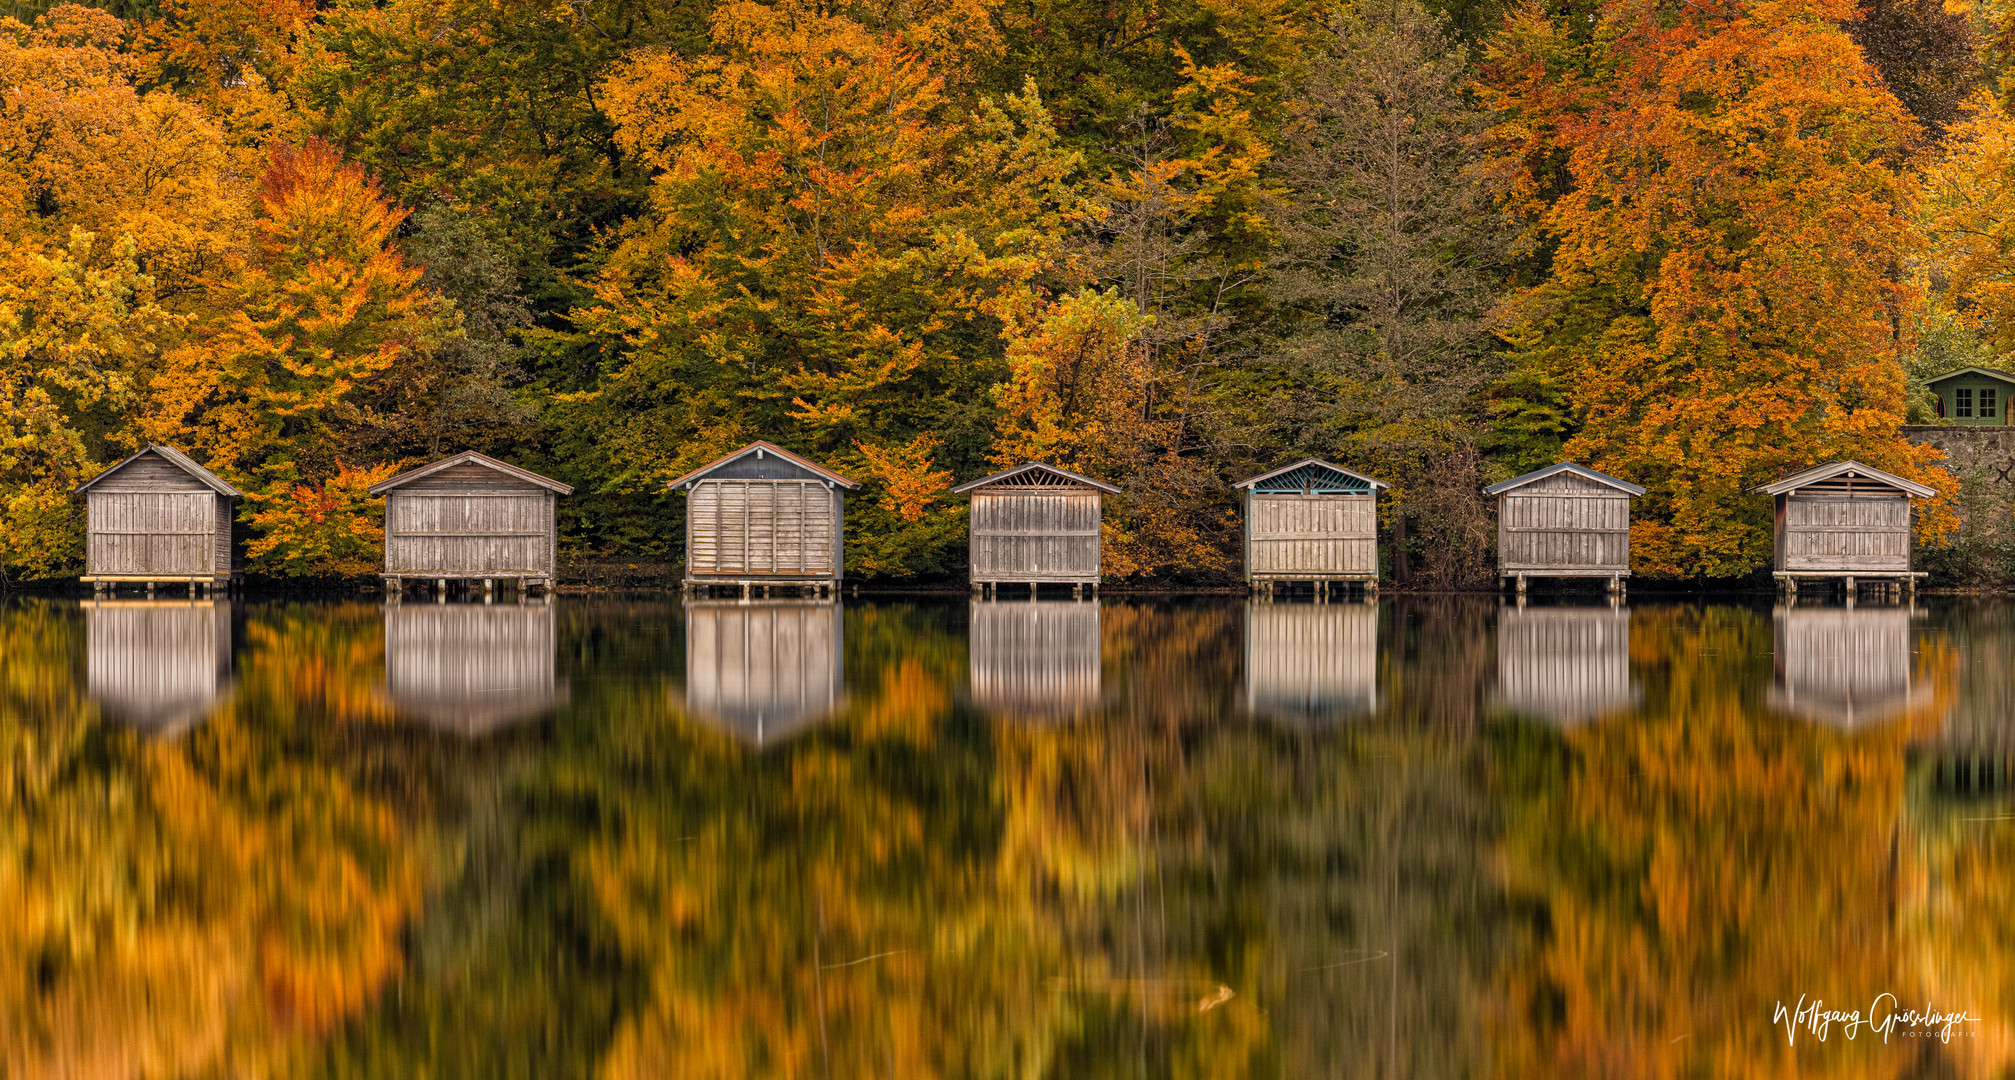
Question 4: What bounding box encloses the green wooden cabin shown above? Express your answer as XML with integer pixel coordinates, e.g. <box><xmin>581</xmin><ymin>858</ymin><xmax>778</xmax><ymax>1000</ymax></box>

<box><xmin>1927</xmin><ymin>366</ymin><xmax>2015</xmax><ymax>426</ymax></box>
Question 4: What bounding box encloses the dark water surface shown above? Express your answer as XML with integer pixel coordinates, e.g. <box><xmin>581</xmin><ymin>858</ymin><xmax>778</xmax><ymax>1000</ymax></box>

<box><xmin>3</xmin><ymin>594</ymin><xmax>2012</xmax><ymax>1077</ymax></box>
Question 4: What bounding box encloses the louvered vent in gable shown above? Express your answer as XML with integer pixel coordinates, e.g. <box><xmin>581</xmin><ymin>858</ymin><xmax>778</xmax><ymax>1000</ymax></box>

<box><xmin>992</xmin><ymin>466</ymin><xmax>1087</xmax><ymax>489</ymax></box>
<box><xmin>1250</xmin><ymin>464</ymin><xmax>1374</xmax><ymax>495</ymax></box>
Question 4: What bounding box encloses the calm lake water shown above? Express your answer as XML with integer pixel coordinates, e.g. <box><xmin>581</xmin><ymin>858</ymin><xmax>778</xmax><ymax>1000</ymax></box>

<box><xmin>4</xmin><ymin>593</ymin><xmax>2013</xmax><ymax>1077</ymax></box>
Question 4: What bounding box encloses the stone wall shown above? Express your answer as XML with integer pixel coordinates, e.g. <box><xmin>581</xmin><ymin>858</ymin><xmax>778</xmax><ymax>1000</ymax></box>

<box><xmin>1904</xmin><ymin>425</ymin><xmax>2015</xmax><ymax>484</ymax></box>
<box><xmin>1904</xmin><ymin>425</ymin><xmax>2015</xmax><ymax>584</ymax></box>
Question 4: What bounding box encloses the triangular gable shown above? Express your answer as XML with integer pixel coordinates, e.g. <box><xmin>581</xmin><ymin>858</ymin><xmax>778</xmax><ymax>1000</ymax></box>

<box><xmin>76</xmin><ymin>445</ymin><xmax>241</xmax><ymax>497</ymax></box>
<box><xmin>667</xmin><ymin>441</ymin><xmax>859</xmax><ymax>490</ymax></box>
<box><xmin>1233</xmin><ymin>458</ymin><xmax>1389</xmax><ymax>493</ymax></box>
<box><xmin>369</xmin><ymin>450</ymin><xmax>574</xmax><ymax>495</ymax></box>
<box><xmin>951</xmin><ymin>462</ymin><xmax>1121</xmax><ymax>495</ymax></box>
<box><xmin>1926</xmin><ymin>366</ymin><xmax>2015</xmax><ymax>389</ymax></box>
<box><xmin>1754</xmin><ymin>460</ymin><xmax>1936</xmax><ymax>499</ymax></box>
<box><xmin>1484</xmin><ymin>462</ymin><xmax>1645</xmax><ymax>497</ymax></box>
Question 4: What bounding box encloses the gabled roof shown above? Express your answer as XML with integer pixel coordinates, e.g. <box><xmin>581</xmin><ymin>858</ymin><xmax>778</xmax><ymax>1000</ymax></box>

<box><xmin>951</xmin><ymin>462</ymin><xmax>1122</xmax><ymax>495</ymax></box>
<box><xmin>666</xmin><ymin>441</ymin><xmax>858</xmax><ymax>490</ymax></box>
<box><xmin>76</xmin><ymin>445</ymin><xmax>241</xmax><ymax>497</ymax></box>
<box><xmin>1926</xmin><ymin>366</ymin><xmax>2015</xmax><ymax>388</ymax></box>
<box><xmin>1232</xmin><ymin>458</ymin><xmax>1390</xmax><ymax>491</ymax></box>
<box><xmin>1754</xmin><ymin>460</ymin><xmax>1937</xmax><ymax>499</ymax></box>
<box><xmin>368</xmin><ymin>450</ymin><xmax>574</xmax><ymax>495</ymax></box>
<box><xmin>1485</xmin><ymin>462</ymin><xmax>1645</xmax><ymax>497</ymax></box>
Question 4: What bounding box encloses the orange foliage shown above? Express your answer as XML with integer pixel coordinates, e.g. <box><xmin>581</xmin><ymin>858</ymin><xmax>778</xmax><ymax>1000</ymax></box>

<box><xmin>1481</xmin><ymin>0</ymin><xmax>1953</xmax><ymax>576</ymax></box>
<box><xmin>243</xmin><ymin>459</ymin><xmax>400</xmax><ymax>577</ymax></box>
<box><xmin>142</xmin><ymin>138</ymin><xmax>448</xmax><ymax>491</ymax></box>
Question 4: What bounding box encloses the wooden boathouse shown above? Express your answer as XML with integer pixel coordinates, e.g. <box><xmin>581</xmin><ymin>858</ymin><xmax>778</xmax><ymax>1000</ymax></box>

<box><xmin>77</xmin><ymin>445</ymin><xmax>240</xmax><ymax>596</ymax></box>
<box><xmin>370</xmin><ymin>450</ymin><xmax>573</xmax><ymax>597</ymax></box>
<box><xmin>669</xmin><ymin>441</ymin><xmax>857</xmax><ymax>596</ymax></box>
<box><xmin>1485</xmin><ymin>463</ymin><xmax>1644</xmax><ymax>596</ymax></box>
<box><xmin>953</xmin><ymin>462</ymin><xmax>1119</xmax><ymax>597</ymax></box>
<box><xmin>1233</xmin><ymin>458</ymin><xmax>1388</xmax><ymax>599</ymax></box>
<box><xmin>1756</xmin><ymin>461</ymin><xmax>1936</xmax><ymax>597</ymax></box>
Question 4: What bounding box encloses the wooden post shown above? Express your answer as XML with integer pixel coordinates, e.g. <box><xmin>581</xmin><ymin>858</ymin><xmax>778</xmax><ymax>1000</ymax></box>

<box><xmin>1516</xmin><ymin>574</ymin><xmax>1528</xmax><ymax>597</ymax></box>
<box><xmin>146</xmin><ymin>581</ymin><xmax>155</xmax><ymax>599</ymax></box>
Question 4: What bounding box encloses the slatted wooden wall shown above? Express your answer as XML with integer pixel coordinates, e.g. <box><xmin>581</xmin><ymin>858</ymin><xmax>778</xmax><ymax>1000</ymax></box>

<box><xmin>683</xmin><ymin>600</ymin><xmax>843</xmax><ymax>740</ymax></box>
<box><xmin>1244</xmin><ymin>602</ymin><xmax>1376</xmax><ymax>717</ymax></box>
<box><xmin>1497</xmin><ymin>473</ymin><xmax>1631</xmax><ymax>574</ymax></box>
<box><xmin>969</xmin><ymin>487</ymin><xmax>1102</xmax><ymax>583</ymax></box>
<box><xmin>1769</xmin><ymin>607</ymin><xmax>1922</xmax><ymax>727</ymax></box>
<box><xmin>687</xmin><ymin>480</ymin><xmax>839</xmax><ymax>578</ymax></box>
<box><xmin>385</xmin><ymin>602</ymin><xmax>565</xmax><ymax>734</ymax></box>
<box><xmin>1778</xmin><ymin>486</ymin><xmax>1911</xmax><ymax>573</ymax></box>
<box><xmin>85</xmin><ymin>599</ymin><xmax>232</xmax><ymax>731</ymax></box>
<box><xmin>384</xmin><ymin>462</ymin><xmax>558</xmax><ymax>577</ymax></box>
<box><xmin>968</xmin><ymin>601</ymin><xmax>1101</xmax><ymax>715</ymax></box>
<box><xmin>85</xmin><ymin>451</ymin><xmax>230</xmax><ymax>578</ymax></box>
<box><xmin>1495</xmin><ymin>605</ymin><xmax>1634</xmax><ymax>724</ymax></box>
<box><xmin>1247</xmin><ymin>493</ymin><xmax>1376</xmax><ymax>578</ymax></box>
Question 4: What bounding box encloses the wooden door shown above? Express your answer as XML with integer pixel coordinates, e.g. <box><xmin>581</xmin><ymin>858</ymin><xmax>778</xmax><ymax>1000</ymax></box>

<box><xmin>388</xmin><ymin>493</ymin><xmax>551</xmax><ymax>574</ymax></box>
<box><xmin>689</xmin><ymin>481</ymin><xmax>834</xmax><ymax>576</ymax></box>
<box><xmin>969</xmin><ymin>490</ymin><xmax>1101</xmax><ymax>580</ymax></box>
<box><xmin>1248</xmin><ymin>493</ymin><xmax>1376</xmax><ymax>575</ymax></box>
<box><xmin>1782</xmin><ymin>494</ymin><xmax>1910</xmax><ymax>572</ymax></box>
<box><xmin>89</xmin><ymin>492</ymin><xmax>214</xmax><ymax>576</ymax></box>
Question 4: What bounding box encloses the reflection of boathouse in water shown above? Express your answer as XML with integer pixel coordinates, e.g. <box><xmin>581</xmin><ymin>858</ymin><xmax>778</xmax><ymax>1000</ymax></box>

<box><xmin>968</xmin><ymin>601</ymin><xmax>1101</xmax><ymax>717</ymax></box>
<box><xmin>85</xmin><ymin>599</ymin><xmax>233</xmax><ymax>733</ymax></box>
<box><xmin>385</xmin><ymin>601</ymin><xmax>567</xmax><ymax>734</ymax></box>
<box><xmin>683</xmin><ymin>600</ymin><xmax>844</xmax><ymax>743</ymax></box>
<box><xmin>1770</xmin><ymin>606</ymin><xmax>1927</xmax><ymax>728</ymax></box>
<box><xmin>1495</xmin><ymin>604</ymin><xmax>1635</xmax><ymax>725</ymax></box>
<box><xmin>1243</xmin><ymin>601</ymin><xmax>1377</xmax><ymax>720</ymax></box>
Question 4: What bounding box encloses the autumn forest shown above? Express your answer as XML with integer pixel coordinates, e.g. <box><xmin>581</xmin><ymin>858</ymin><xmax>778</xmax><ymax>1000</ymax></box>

<box><xmin>2</xmin><ymin>0</ymin><xmax>2010</xmax><ymax>587</ymax></box>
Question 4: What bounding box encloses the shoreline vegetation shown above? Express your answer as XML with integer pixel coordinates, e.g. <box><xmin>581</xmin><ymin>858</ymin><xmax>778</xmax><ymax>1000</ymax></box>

<box><xmin>5</xmin><ymin>0</ymin><xmax>2015</xmax><ymax>590</ymax></box>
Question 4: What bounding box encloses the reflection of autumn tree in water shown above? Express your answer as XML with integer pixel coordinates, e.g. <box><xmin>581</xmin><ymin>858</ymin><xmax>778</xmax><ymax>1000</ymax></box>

<box><xmin>1901</xmin><ymin>604</ymin><xmax>2015</xmax><ymax>1077</ymax></box>
<box><xmin>1494</xmin><ymin>605</ymin><xmax>1958</xmax><ymax>1079</ymax></box>
<box><xmin>570</xmin><ymin>599</ymin><xmax>1505</xmax><ymax>1077</ymax></box>
<box><xmin>0</xmin><ymin>600</ymin><xmax>423</xmax><ymax>1078</ymax></box>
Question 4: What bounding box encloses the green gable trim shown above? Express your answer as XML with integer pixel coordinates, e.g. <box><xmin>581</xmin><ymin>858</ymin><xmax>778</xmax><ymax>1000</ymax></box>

<box><xmin>1927</xmin><ymin>366</ymin><xmax>2015</xmax><ymax>390</ymax></box>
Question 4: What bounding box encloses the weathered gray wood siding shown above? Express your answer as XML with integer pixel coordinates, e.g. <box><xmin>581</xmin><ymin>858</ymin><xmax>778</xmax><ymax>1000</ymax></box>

<box><xmin>1244</xmin><ymin>602</ymin><xmax>1376</xmax><ymax>717</ymax></box>
<box><xmin>1495</xmin><ymin>606</ymin><xmax>1634</xmax><ymax>724</ymax></box>
<box><xmin>85</xmin><ymin>451</ymin><xmax>231</xmax><ymax>578</ymax></box>
<box><xmin>968</xmin><ymin>600</ymin><xmax>1101</xmax><ymax>715</ymax></box>
<box><xmin>1246</xmin><ymin>492</ymin><xmax>1376</xmax><ymax>579</ymax></box>
<box><xmin>385</xmin><ymin>602</ymin><xmax>565</xmax><ymax>733</ymax></box>
<box><xmin>1770</xmin><ymin>607</ymin><xmax>1923</xmax><ymax>727</ymax></box>
<box><xmin>384</xmin><ymin>462</ymin><xmax>558</xmax><ymax>577</ymax></box>
<box><xmin>686</xmin><ymin>480</ymin><xmax>841</xmax><ymax>579</ymax></box>
<box><xmin>1497</xmin><ymin>473</ymin><xmax>1631</xmax><ymax>574</ymax></box>
<box><xmin>969</xmin><ymin>488</ymin><xmax>1101</xmax><ymax>583</ymax></box>
<box><xmin>684</xmin><ymin>600</ymin><xmax>843</xmax><ymax>740</ymax></box>
<box><xmin>85</xmin><ymin>599</ymin><xmax>232</xmax><ymax>731</ymax></box>
<box><xmin>1778</xmin><ymin>491</ymin><xmax>1912</xmax><ymax>573</ymax></box>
